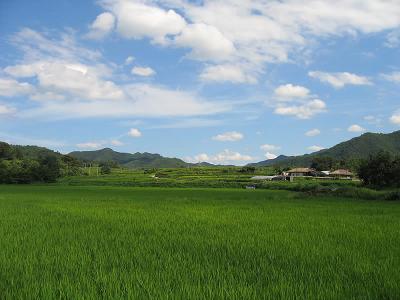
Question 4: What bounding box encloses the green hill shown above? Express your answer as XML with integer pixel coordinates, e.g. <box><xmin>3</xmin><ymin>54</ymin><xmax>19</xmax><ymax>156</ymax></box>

<box><xmin>250</xmin><ymin>130</ymin><xmax>400</xmax><ymax>167</ymax></box>
<box><xmin>68</xmin><ymin>148</ymin><xmax>190</xmax><ymax>168</ymax></box>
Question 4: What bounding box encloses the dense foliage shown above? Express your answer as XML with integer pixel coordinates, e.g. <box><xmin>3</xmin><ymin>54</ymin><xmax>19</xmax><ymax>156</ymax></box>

<box><xmin>0</xmin><ymin>142</ymin><xmax>81</xmax><ymax>183</ymax></box>
<box><xmin>69</xmin><ymin>148</ymin><xmax>189</xmax><ymax>168</ymax></box>
<box><xmin>358</xmin><ymin>151</ymin><xmax>400</xmax><ymax>188</ymax></box>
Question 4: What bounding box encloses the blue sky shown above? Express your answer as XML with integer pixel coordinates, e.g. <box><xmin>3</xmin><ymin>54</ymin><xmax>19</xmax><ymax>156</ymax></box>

<box><xmin>0</xmin><ymin>0</ymin><xmax>399</xmax><ymax>165</ymax></box>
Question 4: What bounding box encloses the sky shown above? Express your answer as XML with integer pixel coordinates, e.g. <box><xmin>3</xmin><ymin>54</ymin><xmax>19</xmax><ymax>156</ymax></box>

<box><xmin>0</xmin><ymin>0</ymin><xmax>399</xmax><ymax>165</ymax></box>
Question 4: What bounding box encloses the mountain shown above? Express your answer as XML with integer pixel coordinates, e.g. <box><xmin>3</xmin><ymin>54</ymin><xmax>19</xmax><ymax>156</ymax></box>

<box><xmin>68</xmin><ymin>148</ymin><xmax>190</xmax><ymax>168</ymax></box>
<box><xmin>249</xmin><ymin>131</ymin><xmax>400</xmax><ymax>167</ymax></box>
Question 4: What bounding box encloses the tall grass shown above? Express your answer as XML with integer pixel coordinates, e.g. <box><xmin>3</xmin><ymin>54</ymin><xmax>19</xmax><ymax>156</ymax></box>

<box><xmin>0</xmin><ymin>185</ymin><xmax>399</xmax><ymax>298</ymax></box>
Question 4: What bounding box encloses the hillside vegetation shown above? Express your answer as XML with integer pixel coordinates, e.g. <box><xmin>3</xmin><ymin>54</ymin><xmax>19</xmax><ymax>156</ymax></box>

<box><xmin>69</xmin><ymin>148</ymin><xmax>189</xmax><ymax>168</ymax></box>
<box><xmin>250</xmin><ymin>130</ymin><xmax>400</xmax><ymax>167</ymax></box>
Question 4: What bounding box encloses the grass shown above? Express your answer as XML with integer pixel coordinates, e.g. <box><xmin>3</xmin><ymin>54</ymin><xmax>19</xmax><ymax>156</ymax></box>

<box><xmin>0</xmin><ymin>185</ymin><xmax>399</xmax><ymax>299</ymax></box>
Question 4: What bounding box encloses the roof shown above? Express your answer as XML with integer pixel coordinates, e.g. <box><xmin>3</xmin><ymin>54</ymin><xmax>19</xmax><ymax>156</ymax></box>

<box><xmin>331</xmin><ymin>169</ymin><xmax>354</xmax><ymax>176</ymax></box>
<box><xmin>288</xmin><ymin>168</ymin><xmax>314</xmax><ymax>173</ymax></box>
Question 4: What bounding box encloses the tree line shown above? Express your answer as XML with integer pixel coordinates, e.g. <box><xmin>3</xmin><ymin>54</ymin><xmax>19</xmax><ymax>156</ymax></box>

<box><xmin>0</xmin><ymin>142</ymin><xmax>82</xmax><ymax>183</ymax></box>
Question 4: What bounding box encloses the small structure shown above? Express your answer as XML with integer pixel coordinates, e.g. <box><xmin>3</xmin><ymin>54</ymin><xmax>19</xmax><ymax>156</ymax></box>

<box><xmin>287</xmin><ymin>168</ymin><xmax>316</xmax><ymax>177</ymax></box>
<box><xmin>331</xmin><ymin>169</ymin><xmax>354</xmax><ymax>179</ymax></box>
<box><xmin>251</xmin><ymin>175</ymin><xmax>286</xmax><ymax>181</ymax></box>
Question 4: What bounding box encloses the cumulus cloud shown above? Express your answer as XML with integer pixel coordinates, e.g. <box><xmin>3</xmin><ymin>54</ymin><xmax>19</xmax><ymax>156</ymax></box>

<box><xmin>175</xmin><ymin>23</ymin><xmax>235</xmax><ymax>61</ymax></box>
<box><xmin>125</xmin><ymin>56</ymin><xmax>135</xmax><ymax>65</ymax></box>
<box><xmin>200</xmin><ymin>64</ymin><xmax>257</xmax><ymax>84</ymax></box>
<box><xmin>4</xmin><ymin>28</ymin><xmax>231</xmax><ymax>120</ymax></box>
<box><xmin>274</xmin><ymin>99</ymin><xmax>326</xmax><ymax>119</ymax></box>
<box><xmin>6</xmin><ymin>62</ymin><xmax>124</xmax><ymax>101</ymax></box>
<box><xmin>128</xmin><ymin>128</ymin><xmax>142</xmax><ymax>137</ymax></box>
<box><xmin>390</xmin><ymin>112</ymin><xmax>400</xmax><ymax>125</ymax></box>
<box><xmin>186</xmin><ymin>149</ymin><xmax>254</xmax><ymax>165</ymax></box>
<box><xmin>348</xmin><ymin>124</ymin><xmax>366</xmax><ymax>132</ymax></box>
<box><xmin>0</xmin><ymin>78</ymin><xmax>34</xmax><ymax>97</ymax></box>
<box><xmin>305</xmin><ymin>128</ymin><xmax>321</xmax><ymax>137</ymax></box>
<box><xmin>274</xmin><ymin>84</ymin><xmax>310</xmax><ymax>99</ymax></box>
<box><xmin>308</xmin><ymin>145</ymin><xmax>325</xmax><ymax>152</ymax></box>
<box><xmin>98</xmin><ymin>0</ymin><xmax>400</xmax><ymax>83</ymax></box>
<box><xmin>87</xmin><ymin>12</ymin><xmax>116</xmax><ymax>39</ymax></box>
<box><xmin>131</xmin><ymin>66</ymin><xmax>156</xmax><ymax>77</ymax></box>
<box><xmin>106</xmin><ymin>0</ymin><xmax>186</xmax><ymax>44</ymax></box>
<box><xmin>212</xmin><ymin>131</ymin><xmax>243</xmax><ymax>142</ymax></box>
<box><xmin>271</xmin><ymin>83</ymin><xmax>326</xmax><ymax>119</ymax></box>
<box><xmin>264</xmin><ymin>152</ymin><xmax>278</xmax><ymax>160</ymax></box>
<box><xmin>308</xmin><ymin>71</ymin><xmax>372</xmax><ymax>88</ymax></box>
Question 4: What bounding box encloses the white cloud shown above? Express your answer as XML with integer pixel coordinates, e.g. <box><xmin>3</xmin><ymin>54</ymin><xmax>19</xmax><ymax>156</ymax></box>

<box><xmin>260</xmin><ymin>144</ymin><xmax>280</xmax><ymax>152</ymax></box>
<box><xmin>0</xmin><ymin>104</ymin><xmax>16</xmax><ymax>115</ymax></box>
<box><xmin>390</xmin><ymin>112</ymin><xmax>400</xmax><ymax>125</ymax></box>
<box><xmin>107</xmin><ymin>0</ymin><xmax>186</xmax><ymax>44</ymax></box>
<box><xmin>308</xmin><ymin>71</ymin><xmax>372</xmax><ymax>88</ymax></box>
<box><xmin>110</xmin><ymin>139</ymin><xmax>124</xmax><ymax>146</ymax></box>
<box><xmin>131</xmin><ymin>66</ymin><xmax>156</xmax><ymax>77</ymax></box>
<box><xmin>175</xmin><ymin>23</ymin><xmax>235</xmax><ymax>61</ymax></box>
<box><xmin>6</xmin><ymin>62</ymin><xmax>124</xmax><ymax>101</ymax></box>
<box><xmin>274</xmin><ymin>84</ymin><xmax>310</xmax><ymax>99</ymax></box>
<box><xmin>87</xmin><ymin>12</ymin><xmax>116</xmax><ymax>39</ymax></box>
<box><xmin>363</xmin><ymin>115</ymin><xmax>382</xmax><ymax>126</ymax></box>
<box><xmin>212</xmin><ymin>131</ymin><xmax>243</xmax><ymax>142</ymax></box>
<box><xmin>128</xmin><ymin>128</ymin><xmax>142</xmax><ymax>137</ymax></box>
<box><xmin>20</xmin><ymin>83</ymin><xmax>230</xmax><ymax>120</ymax></box>
<box><xmin>99</xmin><ymin>0</ymin><xmax>400</xmax><ymax>83</ymax></box>
<box><xmin>274</xmin><ymin>99</ymin><xmax>326</xmax><ymax>119</ymax></box>
<box><xmin>305</xmin><ymin>128</ymin><xmax>321</xmax><ymax>137</ymax></box>
<box><xmin>0</xmin><ymin>78</ymin><xmax>34</xmax><ymax>97</ymax></box>
<box><xmin>76</xmin><ymin>142</ymin><xmax>103</xmax><ymax>150</ymax></box>
<box><xmin>187</xmin><ymin>149</ymin><xmax>254</xmax><ymax>165</ymax></box>
<box><xmin>265</xmin><ymin>152</ymin><xmax>277</xmax><ymax>160</ymax></box>
<box><xmin>381</xmin><ymin>72</ymin><xmax>400</xmax><ymax>83</ymax></box>
<box><xmin>271</xmin><ymin>83</ymin><xmax>326</xmax><ymax>119</ymax></box>
<box><xmin>200</xmin><ymin>64</ymin><xmax>257</xmax><ymax>84</ymax></box>
<box><xmin>348</xmin><ymin>124</ymin><xmax>366</xmax><ymax>132</ymax></box>
<box><xmin>308</xmin><ymin>145</ymin><xmax>325</xmax><ymax>152</ymax></box>
<box><xmin>4</xmin><ymin>28</ymin><xmax>231</xmax><ymax>120</ymax></box>
<box><xmin>125</xmin><ymin>56</ymin><xmax>135</xmax><ymax>65</ymax></box>
<box><xmin>385</xmin><ymin>29</ymin><xmax>400</xmax><ymax>48</ymax></box>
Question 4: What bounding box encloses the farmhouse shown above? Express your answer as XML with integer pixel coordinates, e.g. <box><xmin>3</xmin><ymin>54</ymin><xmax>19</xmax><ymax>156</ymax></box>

<box><xmin>287</xmin><ymin>168</ymin><xmax>316</xmax><ymax>177</ymax></box>
<box><xmin>331</xmin><ymin>169</ymin><xmax>354</xmax><ymax>179</ymax></box>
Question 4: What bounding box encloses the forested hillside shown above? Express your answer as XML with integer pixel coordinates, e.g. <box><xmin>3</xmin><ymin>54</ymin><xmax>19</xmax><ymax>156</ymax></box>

<box><xmin>250</xmin><ymin>131</ymin><xmax>400</xmax><ymax>168</ymax></box>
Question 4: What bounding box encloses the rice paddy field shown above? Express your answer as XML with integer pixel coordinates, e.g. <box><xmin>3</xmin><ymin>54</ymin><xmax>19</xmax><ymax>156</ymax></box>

<box><xmin>0</xmin><ymin>185</ymin><xmax>399</xmax><ymax>299</ymax></box>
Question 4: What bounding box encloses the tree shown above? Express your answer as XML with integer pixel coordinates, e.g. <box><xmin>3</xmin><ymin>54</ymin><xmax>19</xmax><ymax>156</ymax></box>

<box><xmin>100</xmin><ymin>164</ymin><xmax>112</xmax><ymax>175</ymax></box>
<box><xmin>239</xmin><ymin>166</ymin><xmax>256</xmax><ymax>173</ymax></box>
<box><xmin>37</xmin><ymin>155</ymin><xmax>61</xmax><ymax>182</ymax></box>
<box><xmin>310</xmin><ymin>157</ymin><xmax>335</xmax><ymax>171</ymax></box>
<box><xmin>358</xmin><ymin>151</ymin><xmax>400</xmax><ymax>188</ymax></box>
<box><xmin>0</xmin><ymin>142</ymin><xmax>15</xmax><ymax>160</ymax></box>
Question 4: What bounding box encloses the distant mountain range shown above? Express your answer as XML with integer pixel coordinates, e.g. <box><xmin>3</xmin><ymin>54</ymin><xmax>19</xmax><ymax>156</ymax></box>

<box><xmin>68</xmin><ymin>148</ymin><xmax>189</xmax><ymax>168</ymax></box>
<box><xmin>248</xmin><ymin>130</ymin><xmax>400</xmax><ymax>167</ymax></box>
<box><xmin>3</xmin><ymin>130</ymin><xmax>400</xmax><ymax>169</ymax></box>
